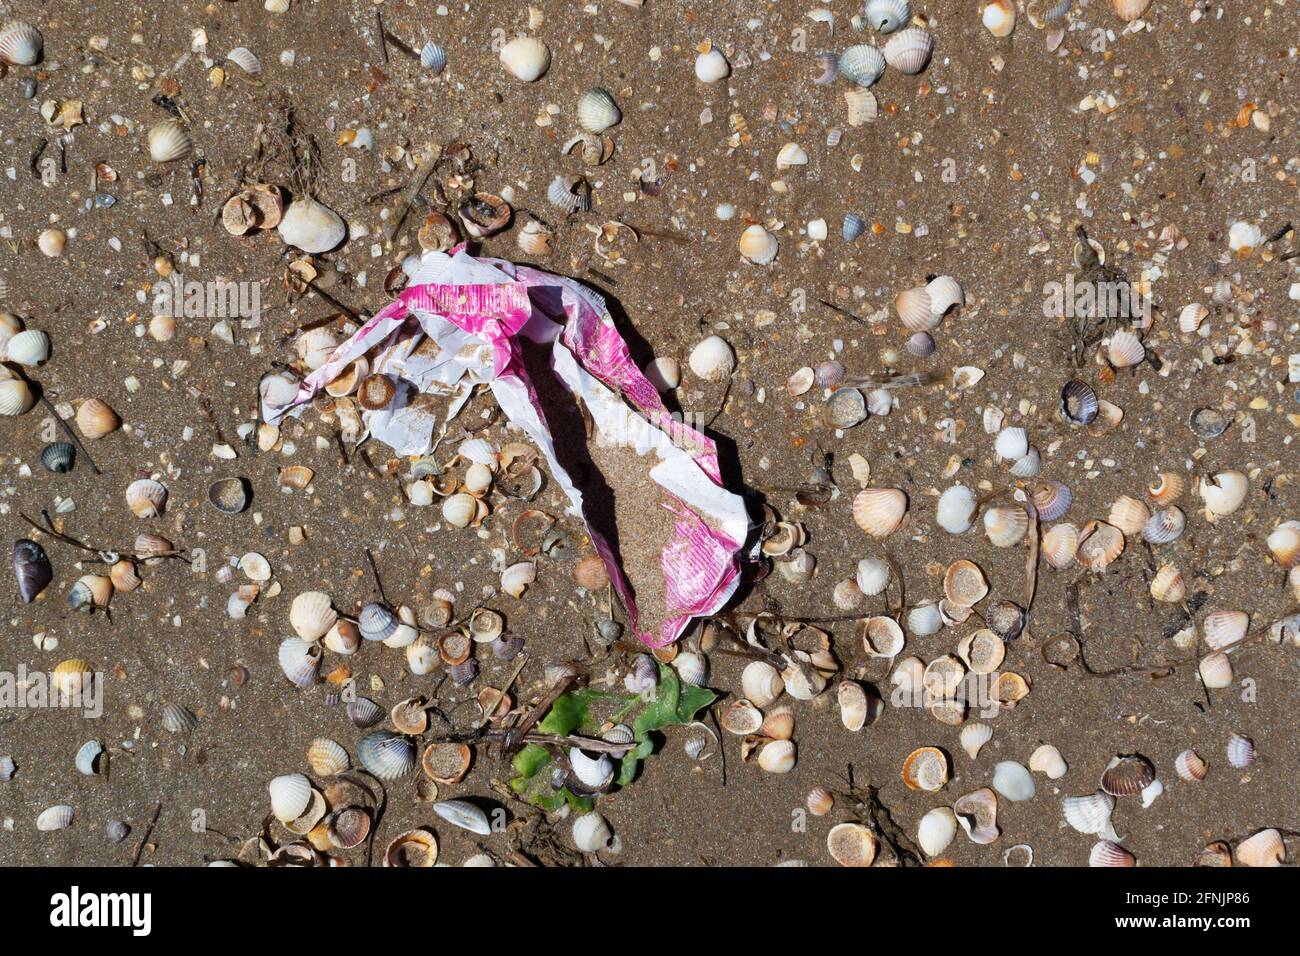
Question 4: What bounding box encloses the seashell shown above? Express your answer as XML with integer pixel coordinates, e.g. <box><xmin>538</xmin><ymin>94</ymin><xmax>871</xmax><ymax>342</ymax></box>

<box><xmin>688</xmin><ymin>334</ymin><xmax>736</xmax><ymax>382</ymax></box>
<box><xmin>907</xmin><ymin>331</ymin><xmax>936</xmax><ymax>357</ymax></box>
<box><xmin>958</xmin><ymin>628</ymin><xmax>1006</xmax><ymax>673</ymax></box>
<box><xmin>960</xmin><ymin>722</ymin><xmax>993</xmax><ymax>759</ymax></box>
<box><xmin>269</xmin><ymin>773</ymin><xmax>313</xmax><ymax>822</ymax></box>
<box><xmin>842</xmin><ymin>213</ymin><xmax>866</xmax><ymax>241</ymax></box>
<box><xmin>806</xmin><ymin>788</ymin><xmax>834</xmax><ymax>816</ymax></box>
<box><xmin>1028</xmin><ymin>0</ymin><xmax>1073</xmax><ymax>24</ymax></box>
<box><xmin>346</xmin><ymin>697</ymin><xmax>384</xmax><ymax>728</ymax></box>
<box><xmin>1101</xmin><ymin>754</ymin><xmax>1155</xmax><ymax>797</ymax></box>
<box><xmin>1236</xmin><ymin>828</ymin><xmax>1284</xmax><ymax>867</ymax></box>
<box><xmin>207</xmin><ymin>476</ymin><xmax>251</xmax><ymax>515</ymax></box>
<box><xmin>572</xmin><ymin>812</ymin><xmax>614</xmax><ymax>852</ymax></box>
<box><xmin>125</xmin><ymin>478</ymin><xmax>168</xmax><ymax>518</ymax></box>
<box><xmin>1191</xmin><ymin>406</ymin><xmax>1232</xmax><ymax>438</ymax></box>
<box><xmin>109</xmin><ymin>560</ymin><xmax>141</xmax><ymax>593</ymax></box>
<box><xmin>864</xmin><ymin>616</ymin><xmax>905</xmax><ymax>657</ymax></box>
<box><xmin>883</xmin><ymin>27</ymin><xmax>933</xmax><ymax>74</ymax></box>
<box><xmin>1174</xmin><ymin>749</ymin><xmax>1207</xmax><ymax>783</ymax></box>
<box><xmin>943</xmin><ymin>559</ymin><xmax>988</xmax><ymax>607</ymax></box>
<box><xmin>277</xmin><ymin>637</ymin><xmax>322</xmax><ymax>688</ymax></box>
<box><xmin>75</xmin><ymin>740</ymin><xmax>106</xmax><ymax>776</ymax></box>
<box><xmin>326</xmin><ymin>806</ymin><xmax>371</xmax><ymax>849</ymax></box>
<box><xmin>415</xmin><ymin>211</ymin><xmax>459</xmax><ymax>253</ymax></box>
<box><xmin>906</xmin><ymin>600</ymin><xmax>944</xmax><ymax>636</ymax></box>
<box><xmin>984</xmin><ymin>505</ymin><xmax>1029</xmax><ymax>548</ymax></box>
<box><xmin>853</xmin><ymin>488</ymin><xmax>907</xmax><ymax>539</ymax></box>
<box><xmin>837</xmin><ymin>680</ymin><xmax>876</xmax><ymax>732</ymax></box>
<box><xmin>68</xmin><ymin>574</ymin><xmax>112</xmax><ymax>613</ymax></box>
<box><xmin>693</xmin><ymin>45</ymin><xmax>730</xmax><ymax>83</ymax></box>
<box><xmin>775</xmin><ymin>142</ymin><xmax>809</xmax><ymax>170</ymax></box>
<box><xmin>866</xmin><ymin>388</ymin><xmax>893</xmax><ymax>417</ymax></box>
<box><xmin>895</xmin><ymin>286</ymin><xmax>936</xmax><ymax>332</ymax></box>
<box><xmin>994</xmin><ymin>426</ymin><xmax>1029</xmax><ymax>462</ymax></box>
<box><xmin>37</xmin><ymin>228</ymin><xmax>65</xmax><ymax>257</ymax></box>
<box><xmin>1106</xmin><ymin>495</ymin><xmax>1150</xmax><ymax>537</ymax></box>
<box><xmin>953</xmin><ymin>788</ymin><xmax>1000</xmax><ymax>844</ymax></box>
<box><xmin>642</xmin><ymin>356</ymin><xmax>680</xmax><ymax>392</ymax></box>
<box><xmin>1090</xmin><ymin>841</ymin><xmax>1136</xmax><ymax>867</ymax></box>
<box><xmin>1195</xmin><ymin>841</ymin><xmax>1233</xmax><ymax>867</ymax></box>
<box><xmin>6</xmin><ymin>328</ymin><xmax>48</xmax><ymax>366</ymax></box>
<box><xmin>811</xmin><ymin>51</ymin><xmax>838</xmax><ymax>85</ymax></box>
<box><xmin>1226</xmin><ymin>733</ymin><xmax>1255</xmax><ymax>768</ymax></box>
<box><xmin>625</xmin><ymin>654</ymin><xmax>659</xmax><ymax>695</ymax></box>
<box><xmin>577</xmin><ymin>87</ymin><xmax>621</xmax><ymax>133</ymax></box>
<box><xmin>1202</xmin><ymin>609</ymin><xmax>1249</xmax><ymax>651</ymax></box>
<box><xmin>306</xmin><ymin>738</ymin><xmax>350</xmax><ymax>777</ymax></box>
<box><xmin>0</xmin><ymin>377</ymin><xmax>34</xmax><ymax>417</ymax></box>
<box><xmin>278</xmin><ymin>196</ymin><xmax>346</xmax><ymax>253</ymax></box>
<box><xmin>499</xmin><ymin>36</ymin><xmax>551</xmax><ymax>81</ymax></box>
<box><xmin>761</xmin><ymin>706</ymin><xmax>795</xmax><ymax>741</ymax></box>
<box><xmin>569</xmin><ymin>747</ymin><xmax>614</xmax><ymax>790</ymax></box>
<box><xmin>1029</xmin><ymin>744</ymin><xmax>1068</xmax><ymax>779</ymax></box>
<box><xmin>866</xmin><ymin>0</ymin><xmax>912</xmax><ymax>33</ymax></box>
<box><xmin>1060</xmin><ymin>380</ymin><xmax>1099</xmax><ymax>425</ymax></box>
<box><xmin>833</xmin><ymin>579</ymin><xmax>864</xmax><ymax>610</ymax></box>
<box><xmin>1148</xmin><ymin>564</ymin><xmax>1185</xmax><ymax>603</ymax></box>
<box><xmin>75</xmin><ymin>399</ymin><xmax>119</xmax><ymax>438</ymax></box>
<box><xmin>13</xmin><ymin>539</ymin><xmax>52</xmax><ymax>604</ymax></box>
<box><xmin>516</xmin><ymin>219</ymin><xmax>554</xmax><ymax>256</ymax></box>
<box><xmin>827</xmin><ymin>822</ymin><xmax>878</xmax><ymax>867</ymax></box>
<box><xmin>420</xmin><ymin>41</ymin><xmax>447</xmax><ymax>74</ymax></box>
<box><xmin>106</xmin><ymin>820</ymin><xmax>130</xmax><ymax>843</ymax></box>
<box><xmin>289</xmin><ymin>591</ymin><xmax>336</xmax><ymax>643</ymax></box>
<box><xmin>917</xmin><ymin>807</ymin><xmax>956</xmax><ymax>857</ymax></box>
<box><xmin>1266</xmin><ymin>520</ymin><xmax>1300</xmax><ymax>569</ymax></box>
<box><xmin>147</xmin><ymin>119</ymin><xmax>192</xmax><ymax>163</ymax></box>
<box><xmin>738</xmin><ymin>224</ymin><xmax>779</xmax><ymax>265</ymax></box>
<box><xmin>41</xmin><ymin>439</ymin><xmax>76</xmax><ymax>473</ymax></box>
<box><xmin>722</xmin><ymin>699</ymin><xmax>764</xmax><ymax>736</ymax></box>
<box><xmin>1041</xmin><ymin>522</ymin><xmax>1079</xmax><ymax>569</ymax></box>
<box><xmin>1106</xmin><ymin>329</ymin><xmax>1145</xmax><ymax>368</ymax></box>
<box><xmin>983</xmin><ymin>0</ymin><xmax>1017</xmax><ymax>37</ymax></box>
<box><xmin>1031</xmin><ymin>481</ymin><xmax>1073</xmax><ymax>522</ymax></box>
<box><xmin>1075</xmin><ymin>520</ymin><xmax>1124</xmax><ymax>571</ymax></box>
<box><xmin>901</xmin><ymin>746</ymin><xmax>949</xmax><ymax>792</ymax></box>
<box><xmin>741</xmin><ymin>661</ymin><xmax>783</xmax><ymax>708</ymax></box>
<box><xmin>674</xmin><ymin>651</ymin><xmax>709</xmax><ymax>687</ymax></box>
<box><xmin>1111</xmin><ymin>0</ymin><xmax>1151</xmax><ymax>22</ymax></box>
<box><xmin>36</xmin><ymin>805</ymin><xmax>74</xmax><ymax>832</ymax></box>
<box><xmin>1062</xmin><ymin>791</ymin><xmax>1116</xmax><ymax>836</ymax></box>
<box><xmin>1198</xmin><ymin>652</ymin><xmax>1233</xmax><ymax>689</ymax></box>
<box><xmin>434</xmin><ymin>799</ymin><xmax>491</xmax><ymax>836</ymax></box>
<box><xmin>0</xmin><ymin>21</ymin><xmax>43</xmax><ymax>65</ymax></box>
<box><xmin>226</xmin><ymin>47</ymin><xmax>261</xmax><ymax>74</ymax></box>
<box><xmin>1179</xmin><ymin>302</ymin><xmax>1209</xmax><ymax>333</ymax></box>
<box><xmin>1198</xmin><ymin>471</ymin><xmax>1248</xmax><ymax>519</ymax></box>
<box><xmin>358</xmin><ymin>730</ymin><xmax>417</xmax><ymax>779</ymax></box>
<box><xmin>384</xmin><ymin>829</ymin><xmax>439</xmax><ymax>867</ymax></box>
<box><xmin>992</xmin><ymin>761</ymin><xmax>1036</xmax><ymax>802</ymax></box>
<box><xmin>843</xmin><ymin>87</ymin><xmax>878</xmax><ymax>127</ymax></box>
<box><xmin>501</xmin><ymin>561</ymin><xmax>536</xmax><ymax>599</ymax></box>
<box><xmin>854</xmin><ymin>557</ymin><xmax>891</xmax><ymax>596</ymax></box>
<box><xmin>839</xmin><ymin>44</ymin><xmax>886</xmax><ymax>87</ymax></box>
<box><xmin>160</xmin><ymin>702</ymin><xmax>197</xmax><ymax>734</ymax></box>
<box><xmin>935</xmin><ymin>484</ymin><xmax>977</xmax><ymax>535</ymax></box>
<box><xmin>1141</xmin><ymin>506</ymin><xmax>1185</xmax><ymax>545</ymax></box>
<box><xmin>826</xmin><ymin>388</ymin><xmax>867</xmax><ymax>430</ymax></box>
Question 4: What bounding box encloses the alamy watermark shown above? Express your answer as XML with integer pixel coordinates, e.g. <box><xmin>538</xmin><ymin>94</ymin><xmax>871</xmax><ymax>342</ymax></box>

<box><xmin>0</xmin><ymin>664</ymin><xmax>103</xmax><ymax>718</ymax></box>
<box><xmin>151</xmin><ymin>273</ymin><xmax>261</xmax><ymax>321</ymax></box>
<box><xmin>1042</xmin><ymin>273</ymin><xmax>1152</xmax><ymax>323</ymax></box>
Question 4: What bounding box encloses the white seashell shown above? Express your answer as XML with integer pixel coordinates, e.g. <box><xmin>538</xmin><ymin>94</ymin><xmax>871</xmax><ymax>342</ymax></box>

<box><xmin>688</xmin><ymin>335</ymin><xmax>736</xmax><ymax>381</ymax></box>
<box><xmin>499</xmin><ymin>36</ymin><xmax>551</xmax><ymax>81</ymax></box>
<box><xmin>917</xmin><ymin>807</ymin><xmax>957</xmax><ymax>857</ymax></box>
<box><xmin>441</xmin><ymin>492</ymin><xmax>477</xmax><ymax>528</ymax></box>
<box><xmin>289</xmin><ymin>591</ymin><xmax>336</xmax><ymax>642</ymax></box>
<box><xmin>984</xmin><ymin>505</ymin><xmax>1029</xmax><ymax>548</ymax></box>
<box><xmin>277</xmin><ymin>637</ymin><xmax>322</xmax><ymax>688</ymax></box>
<box><xmin>757</xmin><ymin>739</ymin><xmax>797</xmax><ymax>774</ymax></box>
<box><xmin>925</xmin><ymin>276</ymin><xmax>964</xmax><ymax>316</ymax></box>
<box><xmin>501</xmin><ymin>561</ymin><xmax>536</xmax><ymax>598</ymax></box>
<box><xmin>1236</xmin><ymin>828</ymin><xmax>1284</xmax><ymax>867</ymax></box>
<box><xmin>1140</xmin><ymin>778</ymin><xmax>1163</xmax><ymax>808</ymax></box>
<box><xmin>37</xmin><ymin>228</ymin><xmax>66</xmax><ymax>257</ymax></box>
<box><xmin>776</xmin><ymin>142</ymin><xmax>809</xmax><ymax>169</ymax></box>
<box><xmin>1228</xmin><ymin>221</ymin><xmax>1262</xmax><ymax>255</ymax></box>
<box><xmin>1090</xmin><ymin>840</ymin><xmax>1136</xmax><ymax>867</ymax></box>
<box><xmin>1173</xmin><ymin>749</ymin><xmax>1207</xmax><ymax>783</ymax></box>
<box><xmin>420</xmin><ymin>42</ymin><xmax>447</xmax><ymax>74</ymax></box>
<box><xmin>853</xmin><ymin>487</ymin><xmax>908</xmax><ymax>539</ymax></box>
<box><xmin>572</xmin><ymin>812</ymin><xmax>613</xmax><ymax>852</ymax></box>
<box><xmin>1179</xmin><ymin>303</ymin><xmax>1209</xmax><ymax>333</ymax></box>
<box><xmin>907</xmin><ymin>600</ymin><xmax>944</xmax><ymax>636</ymax></box>
<box><xmin>833</xmin><ymin>579</ymin><xmax>863</xmax><ymax>610</ymax></box>
<box><xmin>1009</xmin><ymin>446</ymin><xmax>1042</xmax><ymax>477</ymax></box>
<box><xmin>866</xmin><ymin>0</ymin><xmax>912</xmax><ymax>33</ymax></box>
<box><xmin>277</xmin><ymin>196</ymin><xmax>346</xmax><ymax>254</ymax></box>
<box><xmin>75</xmin><ymin>741</ymin><xmax>105</xmax><ymax>776</ymax></box>
<box><xmin>306</xmin><ymin>738</ymin><xmax>350</xmax><ymax>776</ymax></box>
<box><xmin>1041</xmin><ymin>522</ymin><xmax>1079</xmax><ymax>569</ymax></box>
<box><xmin>1266</xmin><ymin>520</ymin><xmax>1300</xmax><ymax>569</ymax></box>
<box><xmin>36</xmin><ymin>804</ymin><xmax>74</xmax><ymax>831</ymax></box>
<box><xmin>936</xmin><ymin>484</ymin><xmax>977</xmax><ymax>534</ymax></box>
<box><xmin>577</xmin><ymin>87</ymin><xmax>621</xmax><ymax>133</ymax></box>
<box><xmin>838</xmin><ymin>44</ymin><xmax>886</xmax><ymax>87</ymax></box>
<box><xmin>1198</xmin><ymin>651</ymin><xmax>1233</xmax><ymax>689</ymax></box>
<box><xmin>406</xmin><ymin>639</ymin><xmax>438</xmax><ymax>675</ymax></box>
<box><xmin>433</xmin><ymin>799</ymin><xmax>491</xmax><ymax>836</ymax></box>
<box><xmin>994</xmin><ymin>426</ymin><xmax>1029</xmax><ymax>461</ymax></box>
<box><xmin>644</xmin><ymin>356</ymin><xmax>681</xmax><ymax>391</ymax></box>
<box><xmin>1226</xmin><ymin>733</ymin><xmax>1255</xmax><ymax>768</ymax></box>
<box><xmin>294</xmin><ymin>327</ymin><xmax>338</xmax><ymax>371</ymax></box>
<box><xmin>0</xmin><ymin>21</ymin><xmax>43</xmax><ymax>65</ymax></box>
<box><xmin>855</xmin><ymin>557</ymin><xmax>891</xmax><ymax>596</ymax></box>
<box><xmin>1111</xmin><ymin>0</ymin><xmax>1152</xmax><ymax>22</ymax></box>
<box><xmin>1106</xmin><ymin>329</ymin><xmax>1146</xmax><ymax>368</ymax></box>
<box><xmin>827</xmin><ymin>821</ymin><xmax>878</xmax><ymax>866</ymax></box>
<box><xmin>982</xmin><ymin>0</ymin><xmax>1017</xmax><ymax>37</ymax></box>
<box><xmin>843</xmin><ymin>87</ymin><xmax>878</xmax><ymax>126</ymax></box>
<box><xmin>738</xmin><ymin>224</ymin><xmax>778</xmax><ymax>264</ymax></box>
<box><xmin>674</xmin><ymin>651</ymin><xmax>708</xmax><ymax>687</ymax></box>
<box><xmin>693</xmin><ymin>46</ymin><xmax>730</xmax><ymax>83</ymax></box>
<box><xmin>741</xmin><ymin>661</ymin><xmax>783</xmax><ymax>708</ymax></box>
<box><xmin>895</xmin><ymin>286</ymin><xmax>936</xmax><ymax>331</ymax></box>
<box><xmin>126</xmin><ymin>478</ymin><xmax>168</xmax><ymax>518</ymax></box>
<box><xmin>992</xmin><ymin>761</ymin><xmax>1036</xmax><ymax>802</ymax></box>
<box><xmin>1198</xmin><ymin>471</ymin><xmax>1248</xmax><ymax>518</ymax></box>
<box><xmin>268</xmin><ymin>773</ymin><xmax>312</xmax><ymax>822</ymax></box>
<box><xmin>147</xmin><ymin>120</ymin><xmax>192</xmax><ymax>163</ymax></box>
<box><xmin>1202</xmin><ymin>609</ymin><xmax>1249</xmax><ymax>651</ymax></box>
<box><xmin>1062</xmin><ymin>791</ymin><xmax>1116</xmax><ymax>836</ymax></box>
<box><xmin>883</xmin><ymin>27</ymin><xmax>933</xmax><ymax>74</ymax></box>
<box><xmin>1029</xmin><ymin>744</ymin><xmax>1068</xmax><ymax>779</ymax></box>
<box><xmin>960</xmin><ymin>722</ymin><xmax>993</xmax><ymax>759</ymax></box>
<box><xmin>226</xmin><ymin>47</ymin><xmax>261</xmax><ymax>74</ymax></box>
<box><xmin>0</xmin><ymin>377</ymin><xmax>34</xmax><ymax>416</ymax></box>
<box><xmin>569</xmin><ymin>747</ymin><xmax>614</xmax><ymax>789</ymax></box>
<box><xmin>5</xmin><ymin>329</ymin><xmax>48</xmax><ymax>366</ymax></box>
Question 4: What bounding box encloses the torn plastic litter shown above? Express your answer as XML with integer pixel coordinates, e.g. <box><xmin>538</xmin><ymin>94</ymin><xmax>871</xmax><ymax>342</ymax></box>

<box><xmin>263</xmin><ymin>248</ymin><xmax>751</xmax><ymax>647</ymax></box>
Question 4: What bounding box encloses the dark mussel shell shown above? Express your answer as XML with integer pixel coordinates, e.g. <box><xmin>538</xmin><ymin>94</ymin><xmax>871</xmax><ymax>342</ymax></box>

<box><xmin>13</xmin><ymin>538</ymin><xmax>52</xmax><ymax>604</ymax></box>
<box><xmin>1060</xmin><ymin>379</ymin><xmax>1099</xmax><ymax>425</ymax></box>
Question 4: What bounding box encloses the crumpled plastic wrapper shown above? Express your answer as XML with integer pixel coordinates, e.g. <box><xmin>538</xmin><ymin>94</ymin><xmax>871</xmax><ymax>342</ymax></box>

<box><xmin>263</xmin><ymin>248</ymin><xmax>751</xmax><ymax>647</ymax></box>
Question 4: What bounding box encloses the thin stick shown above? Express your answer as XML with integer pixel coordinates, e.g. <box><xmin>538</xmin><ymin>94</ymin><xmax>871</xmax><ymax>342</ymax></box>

<box><xmin>131</xmin><ymin>802</ymin><xmax>163</xmax><ymax>867</ymax></box>
<box><xmin>364</xmin><ymin>547</ymin><xmax>389</xmax><ymax>605</ymax></box>
<box><xmin>818</xmin><ymin>298</ymin><xmax>869</xmax><ymax>327</ymax></box>
<box><xmin>375</xmin><ymin>10</ymin><xmax>389</xmax><ymax>64</ymax></box>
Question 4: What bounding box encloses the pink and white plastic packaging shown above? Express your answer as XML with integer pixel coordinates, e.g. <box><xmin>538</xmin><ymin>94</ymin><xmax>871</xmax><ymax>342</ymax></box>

<box><xmin>263</xmin><ymin>248</ymin><xmax>751</xmax><ymax>647</ymax></box>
